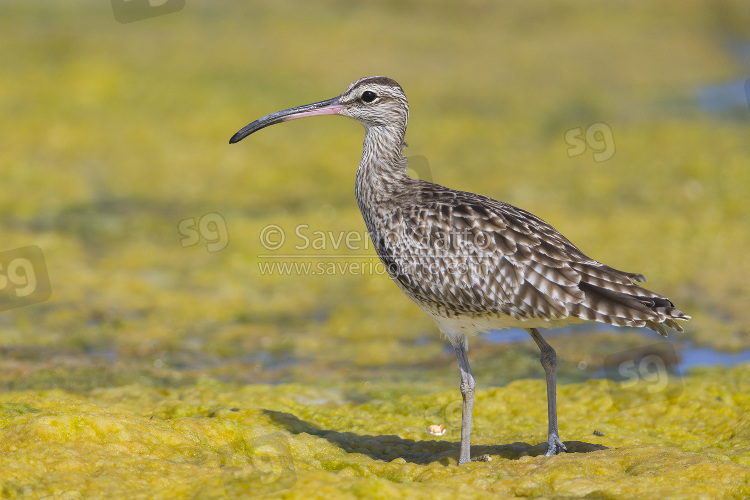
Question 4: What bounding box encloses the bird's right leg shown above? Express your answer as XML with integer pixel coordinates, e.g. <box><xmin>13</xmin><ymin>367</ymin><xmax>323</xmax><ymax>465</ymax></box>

<box><xmin>454</xmin><ymin>342</ymin><xmax>475</xmax><ymax>465</ymax></box>
<box><xmin>527</xmin><ymin>328</ymin><xmax>567</xmax><ymax>456</ymax></box>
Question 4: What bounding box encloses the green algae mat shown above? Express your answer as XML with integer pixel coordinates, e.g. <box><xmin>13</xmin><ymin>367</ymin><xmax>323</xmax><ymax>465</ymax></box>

<box><xmin>2</xmin><ymin>366</ymin><xmax>750</xmax><ymax>498</ymax></box>
<box><xmin>3</xmin><ymin>1</ymin><xmax>750</xmax><ymax>498</ymax></box>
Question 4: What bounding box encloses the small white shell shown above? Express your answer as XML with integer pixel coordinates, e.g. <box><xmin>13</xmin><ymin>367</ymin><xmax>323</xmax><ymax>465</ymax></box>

<box><xmin>427</xmin><ymin>424</ymin><xmax>446</xmax><ymax>436</ymax></box>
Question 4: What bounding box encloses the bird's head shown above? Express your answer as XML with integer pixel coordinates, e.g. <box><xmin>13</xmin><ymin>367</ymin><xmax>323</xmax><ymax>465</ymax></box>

<box><xmin>229</xmin><ymin>76</ymin><xmax>408</xmax><ymax>144</ymax></box>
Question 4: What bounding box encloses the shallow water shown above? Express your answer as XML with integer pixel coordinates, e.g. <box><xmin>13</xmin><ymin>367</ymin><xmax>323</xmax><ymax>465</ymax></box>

<box><xmin>488</xmin><ymin>326</ymin><xmax>750</xmax><ymax>371</ymax></box>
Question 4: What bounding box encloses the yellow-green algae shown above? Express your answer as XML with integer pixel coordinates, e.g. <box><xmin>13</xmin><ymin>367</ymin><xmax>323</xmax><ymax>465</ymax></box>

<box><xmin>1</xmin><ymin>365</ymin><xmax>750</xmax><ymax>498</ymax></box>
<box><xmin>3</xmin><ymin>1</ymin><xmax>750</xmax><ymax>498</ymax></box>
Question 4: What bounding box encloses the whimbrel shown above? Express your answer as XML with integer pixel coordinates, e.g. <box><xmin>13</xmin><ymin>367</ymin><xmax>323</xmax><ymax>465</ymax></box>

<box><xmin>230</xmin><ymin>76</ymin><xmax>690</xmax><ymax>465</ymax></box>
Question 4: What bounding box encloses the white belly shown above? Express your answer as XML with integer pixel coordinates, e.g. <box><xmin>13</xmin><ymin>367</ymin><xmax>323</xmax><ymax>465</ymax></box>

<box><xmin>422</xmin><ymin>308</ymin><xmax>583</xmax><ymax>349</ymax></box>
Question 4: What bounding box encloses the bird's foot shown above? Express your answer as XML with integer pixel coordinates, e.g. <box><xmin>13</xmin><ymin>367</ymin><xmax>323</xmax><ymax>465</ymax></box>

<box><xmin>457</xmin><ymin>448</ymin><xmax>471</xmax><ymax>466</ymax></box>
<box><xmin>544</xmin><ymin>434</ymin><xmax>567</xmax><ymax>456</ymax></box>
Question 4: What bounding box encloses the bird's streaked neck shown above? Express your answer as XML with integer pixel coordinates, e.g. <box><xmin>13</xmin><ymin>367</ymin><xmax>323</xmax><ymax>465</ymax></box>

<box><xmin>358</xmin><ymin>124</ymin><xmax>408</xmax><ymax>184</ymax></box>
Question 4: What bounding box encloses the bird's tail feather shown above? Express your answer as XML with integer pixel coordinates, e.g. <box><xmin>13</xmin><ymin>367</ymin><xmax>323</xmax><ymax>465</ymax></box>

<box><xmin>578</xmin><ymin>281</ymin><xmax>690</xmax><ymax>336</ymax></box>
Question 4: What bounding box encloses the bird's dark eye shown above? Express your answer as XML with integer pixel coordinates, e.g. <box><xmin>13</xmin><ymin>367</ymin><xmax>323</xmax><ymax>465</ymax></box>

<box><xmin>361</xmin><ymin>91</ymin><xmax>377</xmax><ymax>103</ymax></box>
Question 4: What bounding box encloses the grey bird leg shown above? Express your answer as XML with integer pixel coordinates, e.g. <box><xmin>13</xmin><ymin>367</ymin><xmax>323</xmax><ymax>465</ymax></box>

<box><xmin>454</xmin><ymin>342</ymin><xmax>475</xmax><ymax>465</ymax></box>
<box><xmin>527</xmin><ymin>328</ymin><xmax>568</xmax><ymax>456</ymax></box>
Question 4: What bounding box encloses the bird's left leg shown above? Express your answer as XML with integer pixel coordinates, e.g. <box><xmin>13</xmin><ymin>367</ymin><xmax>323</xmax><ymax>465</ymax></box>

<box><xmin>454</xmin><ymin>341</ymin><xmax>475</xmax><ymax>465</ymax></box>
<box><xmin>527</xmin><ymin>328</ymin><xmax>567</xmax><ymax>456</ymax></box>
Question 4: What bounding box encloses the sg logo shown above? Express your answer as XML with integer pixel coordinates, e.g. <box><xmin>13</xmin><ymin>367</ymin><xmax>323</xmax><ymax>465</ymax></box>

<box><xmin>406</xmin><ymin>155</ymin><xmax>434</xmax><ymax>182</ymax></box>
<box><xmin>0</xmin><ymin>246</ymin><xmax>52</xmax><ymax>312</ymax></box>
<box><xmin>178</xmin><ymin>213</ymin><xmax>229</xmax><ymax>252</ymax></box>
<box><xmin>111</xmin><ymin>0</ymin><xmax>186</xmax><ymax>24</ymax></box>
<box><xmin>565</xmin><ymin>122</ymin><xmax>615</xmax><ymax>162</ymax></box>
<box><xmin>605</xmin><ymin>342</ymin><xmax>682</xmax><ymax>410</ymax></box>
<box><xmin>222</xmin><ymin>433</ymin><xmax>296</xmax><ymax>499</ymax></box>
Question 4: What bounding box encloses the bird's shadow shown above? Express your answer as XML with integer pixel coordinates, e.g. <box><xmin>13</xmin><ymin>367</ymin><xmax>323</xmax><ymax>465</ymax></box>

<box><xmin>262</xmin><ymin>409</ymin><xmax>607</xmax><ymax>465</ymax></box>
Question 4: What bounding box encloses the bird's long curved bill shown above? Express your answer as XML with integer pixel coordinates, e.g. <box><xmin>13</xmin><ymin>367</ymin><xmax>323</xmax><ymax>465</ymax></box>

<box><xmin>229</xmin><ymin>96</ymin><xmax>345</xmax><ymax>144</ymax></box>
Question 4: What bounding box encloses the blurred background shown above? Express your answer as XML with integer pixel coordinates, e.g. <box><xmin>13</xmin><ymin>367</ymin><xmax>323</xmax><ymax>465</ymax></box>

<box><xmin>1</xmin><ymin>0</ymin><xmax>749</xmax><ymax>394</ymax></box>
